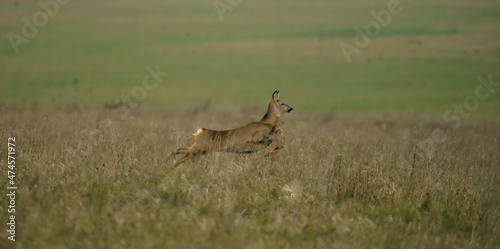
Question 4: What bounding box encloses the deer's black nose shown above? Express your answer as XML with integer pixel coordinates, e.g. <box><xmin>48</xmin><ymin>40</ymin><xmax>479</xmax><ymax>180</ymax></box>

<box><xmin>288</xmin><ymin>108</ymin><xmax>293</xmax><ymax>113</ymax></box>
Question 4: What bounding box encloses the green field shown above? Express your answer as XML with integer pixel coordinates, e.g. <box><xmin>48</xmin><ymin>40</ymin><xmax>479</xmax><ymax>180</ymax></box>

<box><xmin>1</xmin><ymin>0</ymin><xmax>499</xmax><ymax>114</ymax></box>
<box><xmin>1</xmin><ymin>0</ymin><xmax>500</xmax><ymax>248</ymax></box>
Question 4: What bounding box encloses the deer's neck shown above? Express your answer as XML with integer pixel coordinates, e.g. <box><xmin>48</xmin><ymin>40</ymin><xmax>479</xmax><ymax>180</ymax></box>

<box><xmin>261</xmin><ymin>105</ymin><xmax>280</xmax><ymax>126</ymax></box>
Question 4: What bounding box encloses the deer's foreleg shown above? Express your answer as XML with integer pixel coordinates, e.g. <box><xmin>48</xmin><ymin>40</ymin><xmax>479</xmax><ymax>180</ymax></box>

<box><xmin>265</xmin><ymin>128</ymin><xmax>285</xmax><ymax>157</ymax></box>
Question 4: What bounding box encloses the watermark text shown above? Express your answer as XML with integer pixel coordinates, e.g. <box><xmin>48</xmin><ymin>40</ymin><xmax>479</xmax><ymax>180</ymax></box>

<box><xmin>7</xmin><ymin>137</ymin><xmax>17</xmax><ymax>242</ymax></box>
<box><xmin>7</xmin><ymin>0</ymin><xmax>70</xmax><ymax>54</ymax></box>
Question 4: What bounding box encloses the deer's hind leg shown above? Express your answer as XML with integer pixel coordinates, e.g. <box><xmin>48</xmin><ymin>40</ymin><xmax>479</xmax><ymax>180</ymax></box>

<box><xmin>265</xmin><ymin>128</ymin><xmax>285</xmax><ymax>157</ymax></box>
<box><xmin>168</xmin><ymin>152</ymin><xmax>196</xmax><ymax>172</ymax></box>
<box><xmin>165</xmin><ymin>147</ymin><xmax>190</xmax><ymax>163</ymax></box>
<box><xmin>165</xmin><ymin>146</ymin><xmax>197</xmax><ymax>172</ymax></box>
<box><xmin>166</xmin><ymin>128</ymin><xmax>210</xmax><ymax>172</ymax></box>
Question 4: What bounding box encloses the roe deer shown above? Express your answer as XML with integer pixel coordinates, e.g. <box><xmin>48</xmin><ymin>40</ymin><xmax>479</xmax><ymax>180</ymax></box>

<box><xmin>166</xmin><ymin>90</ymin><xmax>293</xmax><ymax>172</ymax></box>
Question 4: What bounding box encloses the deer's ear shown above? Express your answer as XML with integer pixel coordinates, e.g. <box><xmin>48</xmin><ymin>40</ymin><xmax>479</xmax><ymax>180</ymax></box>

<box><xmin>272</xmin><ymin>90</ymin><xmax>280</xmax><ymax>101</ymax></box>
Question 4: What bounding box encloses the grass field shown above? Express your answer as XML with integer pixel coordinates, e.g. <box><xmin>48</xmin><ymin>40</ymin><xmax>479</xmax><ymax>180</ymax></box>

<box><xmin>1</xmin><ymin>0</ymin><xmax>500</xmax><ymax>248</ymax></box>
<box><xmin>0</xmin><ymin>107</ymin><xmax>499</xmax><ymax>248</ymax></box>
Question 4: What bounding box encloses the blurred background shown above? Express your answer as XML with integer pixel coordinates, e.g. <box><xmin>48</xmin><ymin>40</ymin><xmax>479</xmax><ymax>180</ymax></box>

<box><xmin>1</xmin><ymin>0</ymin><xmax>499</xmax><ymax>116</ymax></box>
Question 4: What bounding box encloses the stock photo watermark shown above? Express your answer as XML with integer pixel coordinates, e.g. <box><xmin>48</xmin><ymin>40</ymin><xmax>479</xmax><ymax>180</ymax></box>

<box><xmin>339</xmin><ymin>0</ymin><xmax>404</xmax><ymax>63</ymax></box>
<box><xmin>405</xmin><ymin>74</ymin><xmax>499</xmax><ymax>167</ymax></box>
<box><xmin>111</xmin><ymin>64</ymin><xmax>170</xmax><ymax>120</ymax></box>
<box><xmin>213</xmin><ymin>0</ymin><xmax>243</xmax><ymax>21</ymax></box>
<box><xmin>75</xmin><ymin>64</ymin><xmax>169</xmax><ymax>157</ymax></box>
<box><xmin>7</xmin><ymin>0</ymin><xmax>70</xmax><ymax>54</ymax></box>
<box><xmin>443</xmin><ymin>74</ymin><xmax>500</xmax><ymax>129</ymax></box>
<box><xmin>6</xmin><ymin>137</ymin><xmax>17</xmax><ymax>242</ymax></box>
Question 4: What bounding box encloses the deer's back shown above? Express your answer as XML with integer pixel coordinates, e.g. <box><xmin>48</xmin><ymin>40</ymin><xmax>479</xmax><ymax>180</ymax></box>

<box><xmin>193</xmin><ymin>121</ymin><xmax>275</xmax><ymax>152</ymax></box>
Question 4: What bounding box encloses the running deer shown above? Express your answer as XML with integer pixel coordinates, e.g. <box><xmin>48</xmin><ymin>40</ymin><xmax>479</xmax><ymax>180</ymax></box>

<box><xmin>166</xmin><ymin>90</ymin><xmax>293</xmax><ymax>172</ymax></box>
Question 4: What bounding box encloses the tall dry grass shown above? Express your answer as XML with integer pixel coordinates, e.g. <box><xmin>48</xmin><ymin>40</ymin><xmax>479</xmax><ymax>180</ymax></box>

<box><xmin>0</xmin><ymin>104</ymin><xmax>499</xmax><ymax>248</ymax></box>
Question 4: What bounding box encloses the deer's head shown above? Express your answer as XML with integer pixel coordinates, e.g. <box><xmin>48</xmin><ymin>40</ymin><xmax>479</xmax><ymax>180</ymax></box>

<box><xmin>270</xmin><ymin>90</ymin><xmax>293</xmax><ymax>115</ymax></box>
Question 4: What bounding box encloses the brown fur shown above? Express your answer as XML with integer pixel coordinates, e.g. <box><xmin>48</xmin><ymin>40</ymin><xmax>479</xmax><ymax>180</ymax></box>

<box><xmin>166</xmin><ymin>90</ymin><xmax>293</xmax><ymax>172</ymax></box>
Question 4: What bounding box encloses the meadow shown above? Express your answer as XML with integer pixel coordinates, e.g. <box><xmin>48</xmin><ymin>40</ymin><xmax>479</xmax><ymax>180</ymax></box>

<box><xmin>1</xmin><ymin>0</ymin><xmax>500</xmax><ymax>248</ymax></box>
<box><xmin>0</xmin><ymin>106</ymin><xmax>499</xmax><ymax>248</ymax></box>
